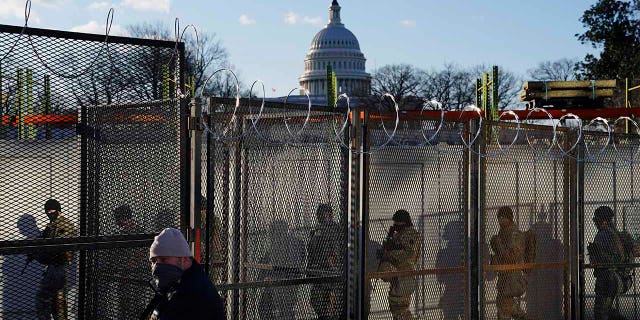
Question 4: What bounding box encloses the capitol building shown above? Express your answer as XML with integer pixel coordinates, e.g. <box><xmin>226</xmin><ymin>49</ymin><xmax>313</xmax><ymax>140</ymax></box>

<box><xmin>298</xmin><ymin>0</ymin><xmax>371</xmax><ymax>97</ymax></box>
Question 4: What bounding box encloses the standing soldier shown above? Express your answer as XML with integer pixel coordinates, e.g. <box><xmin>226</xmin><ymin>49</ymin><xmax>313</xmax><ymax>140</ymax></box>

<box><xmin>588</xmin><ymin>206</ymin><xmax>633</xmax><ymax>320</ymax></box>
<box><xmin>307</xmin><ymin>204</ymin><xmax>342</xmax><ymax>319</ymax></box>
<box><xmin>201</xmin><ymin>197</ymin><xmax>224</xmax><ymax>283</ymax></box>
<box><xmin>34</xmin><ymin>199</ymin><xmax>75</xmax><ymax>320</ymax></box>
<box><xmin>378</xmin><ymin>210</ymin><xmax>421</xmax><ymax>320</ymax></box>
<box><xmin>113</xmin><ymin>205</ymin><xmax>146</xmax><ymax>319</ymax></box>
<box><xmin>489</xmin><ymin>206</ymin><xmax>529</xmax><ymax>320</ymax></box>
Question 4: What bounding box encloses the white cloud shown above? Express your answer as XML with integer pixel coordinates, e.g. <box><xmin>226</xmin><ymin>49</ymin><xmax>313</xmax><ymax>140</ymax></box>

<box><xmin>284</xmin><ymin>12</ymin><xmax>323</xmax><ymax>26</ymax></box>
<box><xmin>0</xmin><ymin>0</ymin><xmax>69</xmax><ymax>24</ymax></box>
<box><xmin>71</xmin><ymin>21</ymin><xmax>129</xmax><ymax>36</ymax></box>
<box><xmin>88</xmin><ymin>1</ymin><xmax>115</xmax><ymax>10</ymax></box>
<box><xmin>120</xmin><ymin>0</ymin><xmax>170</xmax><ymax>13</ymax></box>
<box><xmin>400</xmin><ymin>20</ymin><xmax>416</xmax><ymax>28</ymax></box>
<box><xmin>238</xmin><ymin>14</ymin><xmax>256</xmax><ymax>25</ymax></box>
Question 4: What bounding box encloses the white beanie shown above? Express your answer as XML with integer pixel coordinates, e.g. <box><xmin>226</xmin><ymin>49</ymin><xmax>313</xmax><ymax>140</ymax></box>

<box><xmin>149</xmin><ymin>228</ymin><xmax>192</xmax><ymax>261</ymax></box>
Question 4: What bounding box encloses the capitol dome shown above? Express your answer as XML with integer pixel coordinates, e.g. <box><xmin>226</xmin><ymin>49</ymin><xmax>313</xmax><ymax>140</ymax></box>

<box><xmin>299</xmin><ymin>1</ymin><xmax>371</xmax><ymax>97</ymax></box>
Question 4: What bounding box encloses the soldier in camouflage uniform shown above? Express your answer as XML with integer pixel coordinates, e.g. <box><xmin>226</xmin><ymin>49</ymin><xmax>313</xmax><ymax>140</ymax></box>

<box><xmin>588</xmin><ymin>206</ymin><xmax>632</xmax><ymax>320</ymax></box>
<box><xmin>378</xmin><ymin>210</ymin><xmax>421</xmax><ymax>320</ymax></box>
<box><xmin>34</xmin><ymin>199</ymin><xmax>76</xmax><ymax>320</ymax></box>
<box><xmin>307</xmin><ymin>204</ymin><xmax>342</xmax><ymax>319</ymax></box>
<box><xmin>201</xmin><ymin>197</ymin><xmax>224</xmax><ymax>283</ymax></box>
<box><xmin>113</xmin><ymin>205</ymin><xmax>147</xmax><ymax>319</ymax></box>
<box><xmin>490</xmin><ymin>206</ymin><xmax>528</xmax><ymax>320</ymax></box>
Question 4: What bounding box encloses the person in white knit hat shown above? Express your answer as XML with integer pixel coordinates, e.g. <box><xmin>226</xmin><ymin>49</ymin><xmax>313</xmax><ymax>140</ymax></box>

<box><xmin>141</xmin><ymin>228</ymin><xmax>225</xmax><ymax>320</ymax></box>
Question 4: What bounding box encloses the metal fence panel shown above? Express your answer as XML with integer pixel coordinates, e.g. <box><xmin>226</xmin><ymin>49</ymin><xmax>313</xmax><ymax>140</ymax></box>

<box><xmin>205</xmin><ymin>105</ymin><xmax>349</xmax><ymax>320</ymax></box>
<box><xmin>482</xmin><ymin>123</ymin><xmax>569</xmax><ymax>320</ymax></box>
<box><xmin>0</xmin><ymin>24</ymin><xmax>184</xmax><ymax>320</ymax></box>
<box><xmin>366</xmin><ymin>118</ymin><xmax>469</xmax><ymax>320</ymax></box>
<box><xmin>581</xmin><ymin>130</ymin><xmax>640</xmax><ymax>320</ymax></box>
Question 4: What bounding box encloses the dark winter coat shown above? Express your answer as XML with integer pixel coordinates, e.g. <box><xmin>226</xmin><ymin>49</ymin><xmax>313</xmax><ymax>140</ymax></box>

<box><xmin>142</xmin><ymin>260</ymin><xmax>225</xmax><ymax>320</ymax></box>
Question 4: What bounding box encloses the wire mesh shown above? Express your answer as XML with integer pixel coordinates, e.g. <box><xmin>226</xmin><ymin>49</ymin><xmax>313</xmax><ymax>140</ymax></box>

<box><xmin>582</xmin><ymin>129</ymin><xmax>640</xmax><ymax>320</ymax></box>
<box><xmin>366</xmin><ymin>121</ymin><xmax>468</xmax><ymax>320</ymax></box>
<box><xmin>205</xmin><ymin>102</ymin><xmax>349</xmax><ymax>319</ymax></box>
<box><xmin>0</xmin><ymin>24</ymin><xmax>184</xmax><ymax>320</ymax></box>
<box><xmin>483</xmin><ymin>122</ymin><xmax>569</xmax><ymax>320</ymax></box>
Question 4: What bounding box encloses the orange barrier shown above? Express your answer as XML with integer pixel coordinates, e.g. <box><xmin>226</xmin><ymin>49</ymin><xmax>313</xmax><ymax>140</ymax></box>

<box><xmin>367</xmin><ymin>266</ymin><xmax>466</xmax><ymax>280</ymax></box>
<box><xmin>1</xmin><ymin>114</ymin><xmax>77</xmax><ymax>126</ymax></box>
<box><xmin>483</xmin><ymin>261</ymin><xmax>568</xmax><ymax>272</ymax></box>
<box><xmin>1</xmin><ymin>113</ymin><xmax>167</xmax><ymax>127</ymax></box>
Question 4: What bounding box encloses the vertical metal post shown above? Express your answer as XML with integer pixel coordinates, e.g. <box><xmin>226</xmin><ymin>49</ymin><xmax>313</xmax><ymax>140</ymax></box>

<box><xmin>341</xmin><ymin>112</ymin><xmax>352</xmax><ymax>319</ymax></box>
<box><xmin>357</xmin><ymin>109</ymin><xmax>370</xmax><ymax>320</ymax></box>
<box><xmin>571</xmin><ymin>138</ymin><xmax>585</xmax><ymax>320</ymax></box>
<box><xmin>469</xmin><ymin>118</ymin><xmax>483</xmax><ymax>320</ymax></box>
<box><xmin>229</xmin><ymin>116</ymin><xmax>244</xmax><ymax>320</ymax></box>
<box><xmin>78</xmin><ymin>104</ymin><xmax>88</xmax><ymax>320</ymax></box>
<box><xmin>179</xmin><ymin>98</ymin><xmax>190</xmax><ymax>232</ymax></box>
<box><xmin>189</xmin><ymin>98</ymin><xmax>203</xmax><ymax>258</ymax></box>
<box><xmin>347</xmin><ymin>109</ymin><xmax>360</xmax><ymax>319</ymax></box>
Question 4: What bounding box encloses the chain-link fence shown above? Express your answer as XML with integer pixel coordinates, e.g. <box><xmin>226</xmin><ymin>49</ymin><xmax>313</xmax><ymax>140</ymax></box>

<box><xmin>201</xmin><ymin>101</ymin><xmax>640</xmax><ymax>320</ymax></box>
<box><xmin>2</xmin><ymin>21</ymin><xmax>640</xmax><ymax>320</ymax></box>
<box><xmin>0</xmin><ymin>24</ymin><xmax>185</xmax><ymax>320</ymax></box>
<box><xmin>203</xmin><ymin>100</ymin><xmax>349</xmax><ymax>319</ymax></box>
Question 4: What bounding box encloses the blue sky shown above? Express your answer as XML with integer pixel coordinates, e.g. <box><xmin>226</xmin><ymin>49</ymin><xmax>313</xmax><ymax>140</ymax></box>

<box><xmin>1</xmin><ymin>0</ymin><xmax>599</xmax><ymax>97</ymax></box>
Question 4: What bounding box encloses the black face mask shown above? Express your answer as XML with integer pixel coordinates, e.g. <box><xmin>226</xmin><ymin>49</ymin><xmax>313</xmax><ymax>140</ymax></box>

<box><xmin>46</xmin><ymin>211</ymin><xmax>59</xmax><ymax>222</ymax></box>
<box><xmin>152</xmin><ymin>263</ymin><xmax>183</xmax><ymax>293</ymax></box>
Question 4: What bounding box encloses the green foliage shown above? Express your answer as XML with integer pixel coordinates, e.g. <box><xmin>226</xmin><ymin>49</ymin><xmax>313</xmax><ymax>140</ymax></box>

<box><xmin>576</xmin><ymin>0</ymin><xmax>640</xmax><ymax>79</ymax></box>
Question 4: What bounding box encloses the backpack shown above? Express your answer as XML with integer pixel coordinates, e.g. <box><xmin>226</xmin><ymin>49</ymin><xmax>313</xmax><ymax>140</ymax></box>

<box><xmin>615</xmin><ymin>231</ymin><xmax>635</xmax><ymax>294</ymax></box>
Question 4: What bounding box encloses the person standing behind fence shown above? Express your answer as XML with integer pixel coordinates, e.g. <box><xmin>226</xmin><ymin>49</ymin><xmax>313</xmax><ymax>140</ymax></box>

<box><xmin>588</xmin><ymin>206</ymin><xmax>634</xmax><ymax>320</ymax></box>
<box><xmin>307</xmin><ymin>204</ymin><xmax>342</xmax><ymax>319</ymax></box>
<box><xmin>141</xmin><ymin>228</ymin><xmax>225</xmax><ymax>320</ymax></box>
<box><xmin>33</xmin><ymin>199</ymin><xmax>75</xmax><ymax>320</ymax></box>
<box><xmin>378</xmin><ymin>210</ymin><xmax>421</xmax><ymax>320</ymax></box>
<box><xmin>489</xmin><ymin>206</ymin><xmax>529</xmax><ymax>320</ymax></box>
<box><xmin>113</xmin><ymin>205</ymin><xmax>147</xmax><ymax>319</ymax></box>
<box><xmin>201</xmin><ymin>197</ymin><xmax>224</xmax><ymax>283</ymax></box>
<box><xmin>258</xmin><ymin>220</ymin><xmax>305</xmax><ymax>319</ymax></box>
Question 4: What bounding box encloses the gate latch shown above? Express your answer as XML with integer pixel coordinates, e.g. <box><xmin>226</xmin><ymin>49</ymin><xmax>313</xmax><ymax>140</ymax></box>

<box><xmin>188</xmin><ymin>116</ymin><xmax>203</xmax><ymax>131</ymax></box>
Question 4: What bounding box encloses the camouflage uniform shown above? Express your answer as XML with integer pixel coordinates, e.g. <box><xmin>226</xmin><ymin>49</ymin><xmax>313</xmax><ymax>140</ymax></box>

<box><xmin>35</xmin><ymin>215</ymin><xmax>75</xmax><ymax>320</ymax></box>
<box><xmin>589</xmin><ymin>225</ymin><xmax>631</xmax><ymax>320</ymax></box>
<box><xmin>307</xmin><ymin>219</ymin><xmax>342</xmax><ymax>319</ymax></box>
<box><xmin>490</xmin><ymin>222</ymin><xmax>528</xmax><ymax>320</ymax></box>
<box><xmin>379</xmin><ymin>224</ymin><xmax>421</xmax><ymax>320</ymax></box>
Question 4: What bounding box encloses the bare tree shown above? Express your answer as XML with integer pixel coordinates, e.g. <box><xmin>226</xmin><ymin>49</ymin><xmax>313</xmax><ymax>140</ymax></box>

<box><xmin>371</xmin><ymin>64</ymin><xmax>425</xmax><ymax>109</ymax></box>
<box><xmin>127</xmin><ymin>22</ymin><xmax>233</xmax><ymax>98</ymax></box>
<box><xmin>528</xmin><ymin>58</ymin><xmax>579</xmax><ymax>81</ymax></box>
<box><xmin>420</xmin><ymin>64</ymin><xmax>475</xmax><ymax>110</ymax></box>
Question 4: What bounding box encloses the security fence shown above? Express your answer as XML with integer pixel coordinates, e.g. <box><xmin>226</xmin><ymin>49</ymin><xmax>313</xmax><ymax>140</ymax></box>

<box><xmin>204</xmin><ymin>97</ymin><xmax>640</xmax><ymax>320</ymax></box>
<box><xmin>0</xmin><ymin>23</ymin><xmax>185</xmax><ymax>320</ymax></box>
<box><xmin>2</xmin><ymin>22</ymin><xmax>640</xmax><ymax>320</ymax></box>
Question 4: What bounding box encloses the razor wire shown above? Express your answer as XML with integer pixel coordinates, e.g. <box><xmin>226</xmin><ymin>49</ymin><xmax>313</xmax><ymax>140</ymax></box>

<box><xmin>3</xmin><ymin>0</ymin><xmax>639</xmax><ymax>165</ymax></box>
<box><xmin>204</xmin><ymin>84</ymin><xmax>640</xmax><ymax>165</ymax></box>
<box><xmin>1</xmin><ymin>0</ymin><xmax>186</xmax><ymax>85</ymax></box>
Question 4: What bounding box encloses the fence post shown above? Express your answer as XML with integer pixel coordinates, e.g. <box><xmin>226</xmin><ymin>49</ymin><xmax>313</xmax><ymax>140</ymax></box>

<box><xmin>189</xmin><ymin>98</ymin><xmax>203</xmax><ymax>260</ymax></box>
<box><xmin>468</xmin><ymin>118</ymin><xmax>484</xmax><ymax>320</ymax></box>
<box><xmin>574</xmin><ymin>140</ymin><xmax>586</xmax><ymax>320</ymax></box>
<box><xmin>356</xmin><ymin>109</ymin><xmax>370</xmax><ymax>320</ymax></box>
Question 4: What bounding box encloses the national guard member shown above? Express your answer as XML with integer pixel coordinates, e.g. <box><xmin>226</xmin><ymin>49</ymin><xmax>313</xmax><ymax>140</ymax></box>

<box><xmin>113</xmin><ymin>205</ymin><xmax>147</xmax><ymax>319</ymax></box>
<box><xmin>588</xmin><ymin>206</ymin><xmax>634</xmax><ymax>320</ymax></box>
<box><xmin>378</xmin><ymin>210</ymin><xmax>421</xmax><ymax>320</ymax></box>
<box><xmin>34</xmin><ymin>199</ymin><xmax>75</xmax><ymax>320</ymax></box>
<box><xmin>307</xmin><ymin>204</ymin><xmax>342</xmax><ymax>319</ymax></box>
<box><xmin>201</xmin><ymin>197</ymin><xmax>224</xmax><ymax>283</ymax></box>
<box><xmin>490</xmin><ymin>206</ymin><xmax>529</xmax><ymax>320</ymax></box>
